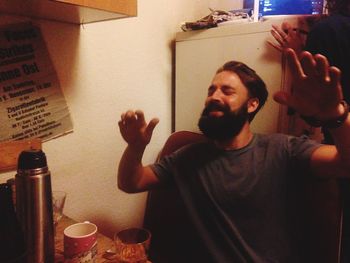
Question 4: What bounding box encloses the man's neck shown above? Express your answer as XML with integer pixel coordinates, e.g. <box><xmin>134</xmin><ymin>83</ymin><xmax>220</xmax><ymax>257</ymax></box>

<box><xmin>214</xmin><ymin>123</ymin><xmax>254</xmax><ymax>150</ymax></box>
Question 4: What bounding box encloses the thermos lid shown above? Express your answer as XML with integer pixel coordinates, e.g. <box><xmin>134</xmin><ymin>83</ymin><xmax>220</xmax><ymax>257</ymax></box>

<box><xmin>18</xmin><ymin>149</ymin><xmax>47</xmax><ymax>170</ymax></box>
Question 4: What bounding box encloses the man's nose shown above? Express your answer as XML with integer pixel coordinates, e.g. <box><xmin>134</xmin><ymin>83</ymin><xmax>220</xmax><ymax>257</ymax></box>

<box><xmin>209</xmin><ymin>89</ymin><xmax>223</xmax><ymax>101</ymax></box>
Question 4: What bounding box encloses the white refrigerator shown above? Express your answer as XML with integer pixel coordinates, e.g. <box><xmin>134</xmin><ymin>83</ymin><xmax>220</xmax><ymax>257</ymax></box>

<box><xmin>174</xmin><ymin>17</ymin><xmax>297</xmax><ymax>134</ymax></box>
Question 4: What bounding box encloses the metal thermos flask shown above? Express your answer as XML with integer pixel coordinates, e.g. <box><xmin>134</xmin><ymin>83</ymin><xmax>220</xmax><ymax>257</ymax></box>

<box><xmin>15</xmin><ymin>149</ymin><xmax>55</xmax><ymax>263</ymax></box>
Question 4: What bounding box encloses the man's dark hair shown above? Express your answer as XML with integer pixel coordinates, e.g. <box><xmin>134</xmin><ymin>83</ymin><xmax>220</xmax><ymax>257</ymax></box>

<box><xmin>216</xmin><ymin>61</ymin><xmax>268</xmax><ymax>122</ymax></box>
<box><xmin>326</xmin><ymin>0</ymin><xmax>350</xmax><ymax>14</ymax></box>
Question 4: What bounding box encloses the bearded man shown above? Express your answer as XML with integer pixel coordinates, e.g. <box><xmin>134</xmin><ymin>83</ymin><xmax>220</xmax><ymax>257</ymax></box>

<box><xmin>117</xmin><ymin>49</ymin><xmax>350</xmax><ymax>262</ymax></box>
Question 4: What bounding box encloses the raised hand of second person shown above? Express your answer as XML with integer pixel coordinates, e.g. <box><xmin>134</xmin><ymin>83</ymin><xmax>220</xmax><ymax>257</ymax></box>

<box><xmin>269</xmin><ymin>22</ymin><xmax>305</xmax><ymax>54</ymax></box>
<box><xmin>118</xmin><ymin>110</ymin><xmax>159</xmax><ymax>149</ymax></box>
<box><xmin>274</xmin><ymin>48</ymin><xmax>344</xmax><ymax>121</ymax></box>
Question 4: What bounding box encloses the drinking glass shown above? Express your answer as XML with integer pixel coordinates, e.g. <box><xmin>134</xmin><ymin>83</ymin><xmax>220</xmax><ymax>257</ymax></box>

<box><xmin>52</xmin><ymin>191</ymin><xmax>67</xmax><ymax>230</ymax></box>
<box><xmin>52</xmin><ymin>191</ymin><xmax>66</xmax><ymax>262</ymax></box>
<box><xmin>114</xmin><ymin>228</ymin><xmax>151</xmax><ymax>263</ymax></box>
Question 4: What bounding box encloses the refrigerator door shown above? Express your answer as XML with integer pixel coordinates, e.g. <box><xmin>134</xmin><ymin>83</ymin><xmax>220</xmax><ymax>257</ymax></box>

<box><xmin>175</xmin><ymin>18</ymin><xmax>290</xmax><ymax>134</ymax></box>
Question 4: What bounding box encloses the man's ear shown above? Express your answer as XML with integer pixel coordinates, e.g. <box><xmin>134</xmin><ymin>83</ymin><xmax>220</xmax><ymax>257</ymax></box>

<box><xmin>247</xmin><ymin>98</ymin><xmax>259</xmax><ymax>113</ymax></box>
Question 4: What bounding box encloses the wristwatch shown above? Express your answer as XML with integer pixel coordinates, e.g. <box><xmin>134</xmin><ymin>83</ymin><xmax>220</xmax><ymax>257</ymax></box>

<box><xmin>300</xmin><ymin>100</ymin><xmax>349</xmax><ymax>129</ymax></box>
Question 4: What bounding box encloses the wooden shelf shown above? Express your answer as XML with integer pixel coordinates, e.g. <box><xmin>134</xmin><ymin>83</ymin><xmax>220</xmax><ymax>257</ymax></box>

<box><xmin>0</xmin><ymin>0</ymin><xmax>137</xmax><ymax>24</ymax></box>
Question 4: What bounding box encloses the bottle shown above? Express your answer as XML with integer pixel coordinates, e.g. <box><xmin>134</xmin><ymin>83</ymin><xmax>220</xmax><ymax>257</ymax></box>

<box><xmin>0</xmin><ymin>183</ymin><xmax>27</xmax><ymax>262</ymax></box>
<box><xmin>15</xmin><ymin>149</ymin><xmax>55</xmax><ymax>263</ymax></box>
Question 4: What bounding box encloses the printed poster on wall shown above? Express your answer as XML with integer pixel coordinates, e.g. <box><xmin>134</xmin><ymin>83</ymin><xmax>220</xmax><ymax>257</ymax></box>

<box><xmin>0</xmin><ymin>22</ymin><xmax>73</xmax><ymax>142</ymax></box>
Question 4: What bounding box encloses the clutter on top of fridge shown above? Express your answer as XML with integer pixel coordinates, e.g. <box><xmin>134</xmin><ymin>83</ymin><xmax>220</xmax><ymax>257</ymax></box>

<box><xmin>180</xmin><ymin>8</ymin><xmax>253</xmax><ymax>31</ymax></box>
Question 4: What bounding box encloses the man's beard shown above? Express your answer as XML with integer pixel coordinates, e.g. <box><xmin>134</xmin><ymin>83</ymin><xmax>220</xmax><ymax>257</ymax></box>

<box><xmin>198</xmin><ymin>101</ymin><xmax>249</xmax><ymax>141</ymax></box>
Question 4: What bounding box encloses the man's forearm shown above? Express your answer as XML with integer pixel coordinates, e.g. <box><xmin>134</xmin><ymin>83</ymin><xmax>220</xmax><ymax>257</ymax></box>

<box><xmin>329</xmin><ymin>114</ymin><xmax>350</xmax><ymax>170</ymax></box>
<box><xmin>309</xmin><ymin>103</ymin><xmax>350</xmax><ymax>178</ymax></box>
<box><xmin>117</xmin><ymin>145</ymin><xmax>159</xmax><ymax>193</ymax></box>
<box><xmin>118</xmin><ymin>145</ymin><xmax>146</xmax><ymax>193</ymax></box>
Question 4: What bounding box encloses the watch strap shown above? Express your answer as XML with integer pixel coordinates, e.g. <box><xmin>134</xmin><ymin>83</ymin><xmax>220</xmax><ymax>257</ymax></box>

<box><xmin>300</xmin><ymin>100</ymin><xmax>349</xmax><ymax>129</ymax></box>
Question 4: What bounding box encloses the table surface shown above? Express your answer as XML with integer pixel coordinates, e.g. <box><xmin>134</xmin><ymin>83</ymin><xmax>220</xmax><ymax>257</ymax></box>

<box><xmin>55</xmin><ymin>215</ymin><xmax>116</xmax><ymax>262</ymax></box>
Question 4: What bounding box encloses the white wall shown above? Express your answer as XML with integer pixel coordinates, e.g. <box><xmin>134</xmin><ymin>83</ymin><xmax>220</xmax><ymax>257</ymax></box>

<box><xmin>1</xmin><ymin>0</ymin><xmax>243</xmax><ymax>237</ymax></box>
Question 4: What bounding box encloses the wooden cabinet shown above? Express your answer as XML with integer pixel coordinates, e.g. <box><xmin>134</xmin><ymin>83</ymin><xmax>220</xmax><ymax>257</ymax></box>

<box><xmin>0</xmin><ymin>0</ymin><xmax>137</xmax><ymax>24</ymax></box>
<box><xmin>0</xmin><ymin>139</ymin><xmax>42</xmax><ymax>172</ymax></box>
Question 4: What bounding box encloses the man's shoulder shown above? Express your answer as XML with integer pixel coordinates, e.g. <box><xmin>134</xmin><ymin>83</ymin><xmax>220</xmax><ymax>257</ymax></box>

<box><xmin>254</xmin><ymin>133</ymin><xmax>311</xmax><ymax>153</ymax></box>
<box><xmin>255</xmin><ymin>133</ymin><xmax>316</xmax><ymax>143</ymax></box>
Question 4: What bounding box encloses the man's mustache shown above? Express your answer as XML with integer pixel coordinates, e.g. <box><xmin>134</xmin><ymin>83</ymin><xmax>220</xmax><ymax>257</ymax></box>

<box><xmin>202</xmin><ymin>102</ymin><xmax>229</xmax><ymax>115</ymax></box>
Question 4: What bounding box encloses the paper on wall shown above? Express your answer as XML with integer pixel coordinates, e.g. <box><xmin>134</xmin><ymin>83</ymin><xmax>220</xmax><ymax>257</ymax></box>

<box><xmin>0</xmin><ymin>22</ymin><xmax>73</xmax><ymax>142</ymax></box>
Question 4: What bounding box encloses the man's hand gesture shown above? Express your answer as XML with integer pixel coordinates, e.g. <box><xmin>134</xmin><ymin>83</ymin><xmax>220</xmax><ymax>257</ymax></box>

<box><xmin>118</xmin><ymin>110</ymin><xmax>159</xmax><ymax>149</ymax></box>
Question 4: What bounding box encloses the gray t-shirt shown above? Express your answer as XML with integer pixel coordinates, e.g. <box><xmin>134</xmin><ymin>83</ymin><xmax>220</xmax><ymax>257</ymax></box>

<box><xmin>150</xmin><ymin>133</ymin><xmax>321</xmax><ymax>263</ymax></box>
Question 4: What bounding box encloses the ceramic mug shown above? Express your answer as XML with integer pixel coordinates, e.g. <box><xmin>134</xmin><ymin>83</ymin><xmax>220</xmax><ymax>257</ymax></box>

<box><xmin>63</xmin><ymin>221</ymin><xmax>98</xmax><ymax>263</ymax></box>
